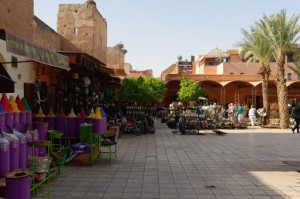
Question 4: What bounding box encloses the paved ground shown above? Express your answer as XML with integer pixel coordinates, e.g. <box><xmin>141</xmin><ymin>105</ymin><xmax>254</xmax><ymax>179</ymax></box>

<box><xmin>35</xmin><ymin>122</ymin><xmax>300</xmax><ymax>199</ymax></box>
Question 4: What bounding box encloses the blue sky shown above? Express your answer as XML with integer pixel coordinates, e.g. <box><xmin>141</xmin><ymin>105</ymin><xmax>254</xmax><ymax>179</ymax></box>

<box><xmin>34</xmin><ymin>0</ymin><xmax>300</xmax><ymax>77</ymax></box>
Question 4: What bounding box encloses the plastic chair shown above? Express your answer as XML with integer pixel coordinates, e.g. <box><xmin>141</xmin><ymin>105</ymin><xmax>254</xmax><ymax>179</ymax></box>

<box><xmin>98</xmin><ymin>131</ymin><xmax>117</xmax><ymax>165</ymax></box>
<box><xmin>48</xmin><ymin>130</ymin><xmax>66</xmax><ymax>174</ymax></box>
<box><xmin>27</xmin><ymin>141</ymin><xmax>54</xmax><ymax>198</ymax></box>
<box><xmin>80</xmin><ymin>124</ymin><xmax>98</xmax><ymax>165</ymax></box>
<box><xmin>48</xmin><ymin>130</ymin><xmax>64</xmax><ymax>152</ymax></box>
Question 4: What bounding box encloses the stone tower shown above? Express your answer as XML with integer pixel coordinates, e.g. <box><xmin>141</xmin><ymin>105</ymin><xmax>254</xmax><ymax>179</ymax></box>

<box><xmin>57</xmin><ymin>0</ymin><xmax>107</xmax><ymax>64</ymax></box>
<box><xmin>107</xmin><ymin>44</ymin><xmax>128</xmax><ymax>69</ymax></box>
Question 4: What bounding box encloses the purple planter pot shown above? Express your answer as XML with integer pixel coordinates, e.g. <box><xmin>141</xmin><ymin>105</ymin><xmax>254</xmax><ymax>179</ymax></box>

<box><xmin>25</xmin><ymin>112</ymin><xmax>32</xmax><ymax>126</ymax></box>
<box><xmin>0</xmin><ymin>138</ymin><xmax>10</xmax><ymax>178</ymax></box>
<box><xmin>86</xmin><ymin>117</ymin><xmax>93</xmax><ymax>124</ymax></box>
<box><xmin>33</xmin><ymin>117</ymin><xmax>44</xmax><ymax>123</ymax></box>
<box><xmin>33</xmin><ymin>122</ymin><xmax>48</xmax><ymax>157</ymax></box>
<box><xmin>19</xmin><ymin>112</ymin><xmax>26</xmax><ymax>126</ymax></box>
<box><xmin>67</xmin><ymin>118</ymin><xmax>77</xmax><ymax>137</ymax></box>
<box><xmin>13</xmin><ymin>112</ymin><xmax>20</xmax><ymax>126</ymax></box>
<box><xmin>30</xmin><ymin>132</ymin><xmax>39</xmax><ymax>157</ymax></box>
<box><xmin>5</xmin><ymin>112</ymin><xmax>13</xmax><ymax>128</ymax></box>
<box><xmin>45</xmin><ymin>117</ymin><xmax>55</xmax><ymax>130</ymax></box>
<box><xmin>55</xmin><ymin>117</ymin><xmax>66</xmax><ymax>135</ymax></box>
<box><xmin>0</xmin><ymin>150</ymin><xmax>9</xmax><ymax>178</ymax></box>
<box><xmin>0</xmin><ymin>113</ymin><xmax>4</xmax><ymax>130</ymax></box>
<box><xmin>5</xmin><ymin>169</ymin><xmax>31</xmax><ymax>199</ymax></box>
<box><xmin>76</xmin><ymin>118</ymin><xmax>86</xmax><ymax>137</ymax></box>
<box><xmin>18</xmin><ymin>141</ymin><xmax>27</xmax><ymax>169</ymax></box>
<box><xmin>14</xmin><ymin>123</ymin><xmax>27</xmax><ymax>133</ymax></box>
<box><xmin>10</xmin><ymin>145</ymin><xmax>19</xmax><ymax>172</ymax></box>
<box><xmin>24</xmin><ymin>133</ymin><xmax>32</xmax><ymax>166</ymax></box>
<box><xmin>33</xmin><ymin>122</ymin><xmax>48</xmax><ymax>141</ymax></box>
<box><xmin>92</xmin><ymin>118</ymin><xmax>107</xmax><ymax>134</ymax></box>
<box><xmin>100</xmin><ymin>118</ymin><xmax>107</xmax><ymax>133</ymax></box>
<box><xmin>92</xmin><ymin>119</ymin><xmax>101</xmax><ymax>134</ymax></box>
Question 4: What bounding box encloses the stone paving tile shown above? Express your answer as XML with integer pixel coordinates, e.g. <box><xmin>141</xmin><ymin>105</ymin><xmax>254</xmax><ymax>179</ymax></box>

<box><xmin>33</xmin><ymin>122</ymin><xmax>300</xmax><ymax>198</ymax></box>
<box><xmin>102</xmin><ymin>192</ymin><xmax>123</xmax><ymax>199</ymax></box>
<box><xmin>141</xmin><ymin>192</ymin><xmax>160</xmax><ymax>199</ymax></box>
<box><xmin>84</xmin><ymin>191</ymin><xmax>104</xmax><ymax>198</ymax></box>
<box><xmin>64</xmin><ymin>191</ymin><xmax>86</xmax><ymax>198</ymax></box>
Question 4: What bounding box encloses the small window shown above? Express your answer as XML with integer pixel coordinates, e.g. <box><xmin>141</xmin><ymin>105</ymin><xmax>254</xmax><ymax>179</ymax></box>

<box><xmin>74</xmin><ymin>27</ymin><xmax>78</xmax><ymax>35</ymax></box>
<box><xmin>240</xmin><ymin>72</ymin><xmax>244</xmax><ymax>75</ymax></box>
<box><xmin>230</xmin><ymin>72</ymin><xmax>234</xmax><ymax>75</ymax></box>
<box><xmin>11</xmin><ymin>56</ymin><xmax>17</xmax><ymax>68</ymax></box>
<box><xmin>287</xmin><ymin>73</ymin><xmax>292</xmax><ymax>80</ymax></box>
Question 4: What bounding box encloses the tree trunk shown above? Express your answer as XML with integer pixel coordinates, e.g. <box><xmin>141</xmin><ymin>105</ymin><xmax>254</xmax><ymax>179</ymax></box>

<box><xmin>275</xmin><ymin>56</ymin><xmax>289</xmax><ymax>129</ymax></box>
<box><xmin>261</xmin><ymin>71</ymin><xmax>270</xmax><ymax>125</ymax></box>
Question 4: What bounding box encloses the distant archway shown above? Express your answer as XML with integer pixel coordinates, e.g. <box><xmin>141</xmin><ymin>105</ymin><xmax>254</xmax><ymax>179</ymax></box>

<box><xmin>200</xmin><ymin>80</ymin><xmax>222</xmax><ymax>104</ymax></box>
<box><xmin>221</xmin><ymin>80</ymin><xmax>254</xmax><ymax>106</ymax></box>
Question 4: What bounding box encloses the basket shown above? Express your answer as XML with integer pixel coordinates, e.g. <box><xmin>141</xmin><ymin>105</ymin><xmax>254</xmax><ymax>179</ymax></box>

<box><xmin>51</xmin><ymin>152</ymin><xmax>67</xmax><ymax>166</ymax></box>
<box><xmin>28</xmin><ymin>156</ymin><xmax>51</xmax><ymax>173</ymax></box>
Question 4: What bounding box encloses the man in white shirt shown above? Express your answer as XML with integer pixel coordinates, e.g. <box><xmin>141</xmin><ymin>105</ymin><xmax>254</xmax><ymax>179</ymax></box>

<box><xmin>248</xmin><ymin>105</ymin><xmax>257</xmax><ymax>127</ymax></box>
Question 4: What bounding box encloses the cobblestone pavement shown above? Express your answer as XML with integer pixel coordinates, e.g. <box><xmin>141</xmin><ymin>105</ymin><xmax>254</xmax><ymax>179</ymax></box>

<box><xmin>34</xmin><ymin>122</ymin><xmax>300</xmax><ymax>199</ymax></box>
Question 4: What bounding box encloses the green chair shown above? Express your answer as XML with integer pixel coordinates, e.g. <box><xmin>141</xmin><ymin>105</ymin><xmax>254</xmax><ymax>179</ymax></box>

<box><xmin>80</xmin><ymin>124</ymin><xmax>98</xmax><ymax>165</ymax></box>
<box><xmin>48</xmin><ymin>130</ymin><xmax>64</xmax><ymax>152</ymax></box>
<box><xmin>27</xmin><ymin>141</ymin><xmax>56</xmax><ymax>198</ymax></box>
<box><xmin>48</xmin><ymin>130</ymin><xmax>66</xmax><ymax>174</ymax></box>
<box><xmin>98</xmin><ymin>131</ymin><xmax>117</xmax><ymax>165</ymax></box>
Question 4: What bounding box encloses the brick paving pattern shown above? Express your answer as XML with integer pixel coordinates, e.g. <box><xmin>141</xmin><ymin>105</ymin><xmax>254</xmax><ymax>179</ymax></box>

<box><xmin>34</xmin><ymin>123</ymin><xmax>300</xmax><ymax>199</ymax></box>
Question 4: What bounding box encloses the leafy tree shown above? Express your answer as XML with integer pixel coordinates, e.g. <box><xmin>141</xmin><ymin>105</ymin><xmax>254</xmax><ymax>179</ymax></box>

<box><xmin>118</xmin><ymin>77</ymin><xmax>166</xmax><ymax>104</ymax></box>
<box><xmin>177</xmin><ymin>55</ymin><xmax>183</xmax><ymax>62</ymax></box>
<box><xmin>177</xmin><ymin>76</ymin><xmax>207</xmax><ymax>103</ymax></box>
<box><xmin>238</xmin><ymin>26</ymin><xmax>273</xmax><ymax>124</ymax></box>
<box><xmin>255</xmin><ymin>10</ymin><xmax>300</xmax><ymax>128</ymax></box>
<box><xmin>288</xmin><ymin>56</ymin><xmax>300</xmax><ymax>76</ymax></box>
<box><xmin>143</xmin><ymin>77</ymin><xmax>167</xmax><ymax>102</ymax></box>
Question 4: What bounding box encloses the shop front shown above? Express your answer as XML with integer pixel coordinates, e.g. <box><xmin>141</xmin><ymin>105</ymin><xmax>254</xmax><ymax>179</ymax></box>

<box><xmin>0</xmin><ymin>29</ymin><xmax>70</xmax><ymax>114</ymax></box>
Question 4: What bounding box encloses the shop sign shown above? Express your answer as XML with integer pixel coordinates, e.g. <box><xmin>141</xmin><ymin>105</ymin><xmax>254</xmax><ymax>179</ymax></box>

<box><xmin>5</xmin><ymin>32</ymin><xmax>69</xmax><ymax>70</ymax></box>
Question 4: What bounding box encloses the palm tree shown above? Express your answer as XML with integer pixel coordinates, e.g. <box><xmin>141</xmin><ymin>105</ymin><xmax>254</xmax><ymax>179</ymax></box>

<box><xmin>256</xmin><ymin>10</ymin><xmax>300</xmax><ymax>128</ymax></box>
<box><xmin>238</xmin><ymin>27</ymin><xmax>273</xmax><ymax>125</ymax></box>
<box><xmin>288</xmin><ymin>56</ymin><xmax>300</xmax><ymax>76</ymax></box>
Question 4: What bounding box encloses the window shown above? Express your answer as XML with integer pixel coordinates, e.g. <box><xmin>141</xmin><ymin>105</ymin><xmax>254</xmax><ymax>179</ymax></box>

<box><xmin>11</xmin><ymin>56</ymin><xmax>17</xmax><ymax>68</ymax></box>
<box><xmin>208</xmin><ymin>62</ymin><xmax>214</xmax><ymax>66</ymax></box>
<box><xmin>74</xmin><ymin>27</ymin><xmax>78</xmax><ymax>35</ymax></box>
<box><xmin>240</xmin><ymin>72</ymin><xmax>244</xmax><ymax>75</ymax></box>
<box><xmin>230</xmin><ymin>72</ymin><xmax>234</xmax><ymax>75</ymax></box>
<box><xmin>287</xmin><ymin>73</ymin><xmax>292</xmax><ymax>80</ymax></box>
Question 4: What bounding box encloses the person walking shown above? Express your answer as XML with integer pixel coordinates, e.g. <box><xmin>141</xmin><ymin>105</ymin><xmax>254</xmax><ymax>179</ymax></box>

<box><xmin>237</xmin><ymin>104</ymin><xmax>244</xmax><ymax>123</ymax></box>
<box><xmin>227</xmin><ymin>103</ymin><xmax>234</xmax><ymax>121</ymax></box>
<box><xmin>248</xmin><ymin>105</ymin><xmax>257</xmax><ymax>127</ymax></box>
<box><xmin>291</xmin><ymin>103</ymin><xmax>300</xmax><ymax>133</ymax></box>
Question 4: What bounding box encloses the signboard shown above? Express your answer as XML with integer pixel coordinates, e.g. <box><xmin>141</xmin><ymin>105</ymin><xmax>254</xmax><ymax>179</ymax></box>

<box><xmin>179</xmin><ymin>66</ymin><xmax>192</xmax><ymax>74</ymax></box>
<box><xmin>5</xmin><ymin>31</ymin><xmax>69</xmax><ymax>70</ymax></box>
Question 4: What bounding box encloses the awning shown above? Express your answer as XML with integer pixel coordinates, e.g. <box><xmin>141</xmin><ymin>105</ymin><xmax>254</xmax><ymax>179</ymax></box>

<box><xmin>0</xmin><ymin>63</ymin><xmax>15</xmax><ymax>93</ymax></box>
<box><xmin>0</xmin><ymin>29</ymin><xmax>70</xmax><ymax>70</ymax></box>
<box><xmin>58</xmin><ymin>51</ymin><xmax>121</xmax><ymax>87</ymax></box>
<box><xmin>113</xmin><ymin>69</ymin><xmax>127</xmax><ymax>77</ymax></box>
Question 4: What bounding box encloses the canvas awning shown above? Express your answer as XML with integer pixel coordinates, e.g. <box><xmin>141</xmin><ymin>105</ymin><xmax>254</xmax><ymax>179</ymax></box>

<box><xmin>0</xmin><ymin>63</ymin><xmax>15</xmax><ymax>93</ymax></box>
<box><xmin>113</xmin><ymin>69</ymin><xmax>127</xmax><ymax>77</ymax></box>
<box><xmin>0</xmin><ymin>29</ymin><xmax>70</xmax><ymax>70</ymax></box>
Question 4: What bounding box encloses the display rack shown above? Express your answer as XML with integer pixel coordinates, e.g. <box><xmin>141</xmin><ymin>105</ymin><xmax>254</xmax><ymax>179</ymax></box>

<box><xmin>27</xmin><ymin>141</ymin><xmax>58</xmax><ymax>198</ymax></box>
<box><xmin>80</xmin><ymin>124</ymin><xmax>98</xmax><ymax>165</ymax></box>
